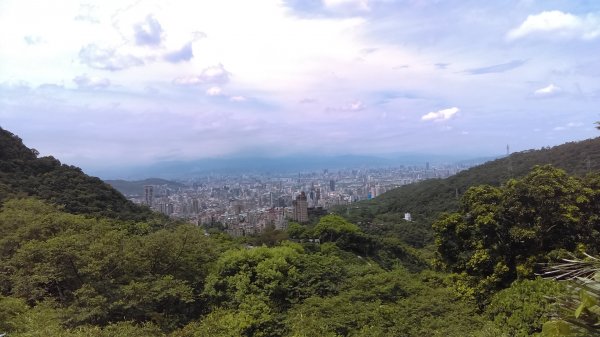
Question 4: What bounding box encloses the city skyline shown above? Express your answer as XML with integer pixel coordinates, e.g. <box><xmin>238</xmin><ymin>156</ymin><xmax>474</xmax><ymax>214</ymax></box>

<box><xmin>1</xmin><ymin>0</ymin><xmax>599</xmax><ymax>173</ymax></box>
<box><xmin>111</xmin><ymin>163</ymin><xmax>469</xmax><ymax>234</ymax></box>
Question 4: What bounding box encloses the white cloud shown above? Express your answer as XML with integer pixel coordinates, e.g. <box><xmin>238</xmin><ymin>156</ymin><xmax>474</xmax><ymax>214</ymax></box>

<box><xmin>23</xmin><ymin>35</ymin><xmax>43</xmax><ymax>45</ymax></box>
<box><xmin>74</xmin><ymin>4</ymin><xmax>100</xmax><ymax>23</ymax></box>
<box><xmin>534</xmin><ymin>84</ymin><xmax>561</xmax><ymax>96</ymax></box>
<box><xmin>349</xmin><ymin>100</ymin><xmax>365</xmax><ymax>111</ymax></box>
<box><xmin>173</xmin><ymin>64</ymin><xmax>231</xmax><ymax>85</ymax></box>
<box><xmin>206</xmin><ymin>86</ymin><xmax>222</xmax><ymax>96</ymax></box>
<box><xmin>191</xmin><ymin>31</ymin><xmax>207</xmax><ymax>40</ymax></box>
<box><xmin>421</xmin><ymin>107</ymin><xmax>459</xmax><ymax>122</ymax></box>
<box><xmin>73</xmin><ymin>74</ymin><xmax>110</xmax><ymax>89</ymax></box>
<box><xmin>507</xmin><ymin>11</ymin><xmax>600</xmax><ymax>40</ymax></box>
<box><xmin>332</xmin><ymin>100</ymin><xmax>365</xmax><ymax>111</ymax></box>
<box><xmin>133</xmin><ymin>15</ymin><xmax>164</xmax><ymax>46</ymax></box>
<box><xmin>323</xmin><ymin>0</ymin><xmax>371</xmax><ymax>11</ymax></box>
<box><xmin>79</xmin><ymin>44</ymin><xmax>143</xmax><ymax>71</ymax></box>
<box><xmin>164</xmin><ymin>42</ymin><xmax>193</xmax><ymax>63</ymax></box>
<box><xmin>230</xmin><ymin>96</ymin><xmax>246</xmax><ymax>102</ymax></box>
<box><xmin>7</xmin><ymin>0</ymin><xmax>596</xmax><ymax>167</ymax></box>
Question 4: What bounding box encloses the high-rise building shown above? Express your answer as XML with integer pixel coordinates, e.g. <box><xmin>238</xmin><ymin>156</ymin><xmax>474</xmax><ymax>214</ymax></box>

<box><xmin>329</xmin><ymin>179</ymin><xmax>335</xmax><ymax>192</ymax></box>
<box><xmin>144</xmin><ymin>185</ymin><xmax>154</xmax><ymax>206</ymax></box>
<box><xmin>292</xmin><ymin>192</ymin><xmax>308</xmax><ymax>223</ymax></box>
<box><xmin>192</xmin><ymin>199</ymin><xmax>200</xmax><ymax>214</ymax></box>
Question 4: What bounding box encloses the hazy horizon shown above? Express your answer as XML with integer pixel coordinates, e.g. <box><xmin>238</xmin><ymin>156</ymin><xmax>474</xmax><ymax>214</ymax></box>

<box><xmin>1</xmin><ymin>0</ymin><xmax>599</xmax><ymax>173</ymax></box>
<box><xmin>89</xmin><ymin>152</ymin><xmax>501</xmax><ymax>180</ymax></box>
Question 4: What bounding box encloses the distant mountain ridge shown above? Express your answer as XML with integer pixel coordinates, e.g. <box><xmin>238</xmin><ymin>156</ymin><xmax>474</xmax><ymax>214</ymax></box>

<box><xmin>345</xmin><ymin>137</ymin><xmax>600</xmax><ymax>227</ymax></box>
<box><xmin>91</xmin><ymin>153</ymin><xmax>476</xmax><ymax>180</ymax></box>
<box><xmin>0</xmin><ymin>126</ymin><xmax>153</xmax><ymax>220</ymax></box>
<box><xmin>105</xmin><ymin>178</ymin><xmax>183</xmax><ymax>196</ymax></box>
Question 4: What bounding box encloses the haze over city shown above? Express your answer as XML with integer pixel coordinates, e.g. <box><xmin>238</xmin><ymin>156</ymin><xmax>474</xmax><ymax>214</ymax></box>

<box><xmin>1</xmin><ymin>0</ymin><xmax>599</xmax><ymax>177</ymax></box>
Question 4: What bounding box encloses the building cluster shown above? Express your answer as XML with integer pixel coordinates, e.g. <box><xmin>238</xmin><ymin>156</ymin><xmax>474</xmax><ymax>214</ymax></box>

<box><xmin>129</xmin><ymin>163</ymin><xmax>475</xmax><ymax>236</ymax></box>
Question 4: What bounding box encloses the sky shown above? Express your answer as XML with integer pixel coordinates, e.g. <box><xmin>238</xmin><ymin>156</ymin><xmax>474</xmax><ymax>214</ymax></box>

<box><xmin>1</xmin><ymin>0</ymin><xmax>599</xmax><ymax>174</ymax></box>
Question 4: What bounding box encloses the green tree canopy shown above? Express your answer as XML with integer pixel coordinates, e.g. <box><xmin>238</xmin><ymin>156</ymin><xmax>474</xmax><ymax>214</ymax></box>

<box><xmin>433</xmin><ymin>165</ymin><xmax>600</xmax><ymax>304</ymax></box>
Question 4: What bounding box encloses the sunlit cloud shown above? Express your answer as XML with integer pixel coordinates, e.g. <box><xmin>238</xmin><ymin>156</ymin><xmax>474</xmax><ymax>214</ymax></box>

<box><xmin>534</xmin><ymin>84</ymin><xmax>561</xmax><ymax>97</ymax></box>
<box><xmin>173</xmin><ymin>64</ymin><xmax>230</xmax><ymax>85</ymax></box>
<box><xmin>507</xmin><ymin>11</ymin><xmax>600</xmax><ymax>40</ymax></box>
<box><xmin>422</xmin><ymin>107</ymin><xmax>459</xmax><ymax>122</ymax></box>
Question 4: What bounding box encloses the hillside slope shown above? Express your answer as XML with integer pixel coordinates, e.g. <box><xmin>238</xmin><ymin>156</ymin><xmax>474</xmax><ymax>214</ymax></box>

<box><xmin>345</xmin><ymin>137</ymin><xmax>600</xmax><ymax>235</ymax></box>
<box><xmin>0</xmin><ymin>127</ymin><xmax>153</xmax><ymax>220</ymax></box>
<box><xmin>105</xmin><ymin>178</ymin><xmax>183</xmax><ymax>196</ymax></box>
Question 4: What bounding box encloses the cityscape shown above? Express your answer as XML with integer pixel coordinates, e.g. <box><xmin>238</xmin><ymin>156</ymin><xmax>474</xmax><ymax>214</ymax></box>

<box><xmin>121</xmin><ymin>162</ymin><xmax>482</xmax><ymax>236</ymax></box>
<box><xmin>3</xmin><ymin>0</ymin><xmax>600</xmax><ymax>334</ymax></box>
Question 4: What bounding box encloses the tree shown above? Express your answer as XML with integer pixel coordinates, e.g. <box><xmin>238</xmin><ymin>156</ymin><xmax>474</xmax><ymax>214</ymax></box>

<box><xmin>433</xmin><ymin>166</ymin><xmax>599</xmax><ymax>304</ymax></box>
<box><xmin>286</xmin><ymin>222</ymin><xmax>305</xmax><ymax>239</ymax></box>
<box><xmin>313</xmin><ymin>214</ymin><xmax>360</xmax><ymax>242</ymax></box>
<box><xmin>485</xmin><ymin>278</ymin><xmax>564</xmax><ymax>336</ymax></box>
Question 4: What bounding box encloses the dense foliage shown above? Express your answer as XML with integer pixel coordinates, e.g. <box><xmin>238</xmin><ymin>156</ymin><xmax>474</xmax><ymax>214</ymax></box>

<box><xmin>433</xmin><ymin>165</ymin><xmax>600</xmax><ymax>305</ymax></box>
<box><xmin>341</xmin><ymin>137</ymin><xmax>600</xmax><ymax>248</ymax></box>
<box><xmin>2</xmin><ymin>126</ymin><xmax>599</xmax><ymax>336</ymax></box>
<box><xmin>0</xmin><ymin>198</ymin><xmax>490</xmax><ymax>336</ymax></box>
<box><xmin>0</xmin><ymin>127</ymin><xmax>154</xmax><ymax>220</ymax></box>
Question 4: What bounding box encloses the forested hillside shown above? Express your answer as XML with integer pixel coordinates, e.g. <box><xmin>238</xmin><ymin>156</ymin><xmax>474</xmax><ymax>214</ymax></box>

<box><xmin>2</xmin><ymin>127</ymin><xmax>599</xmax><ymax>336</ymax></box>
<box><xmin>0</xmin><ymin>127</ymin><xmax>153</xmax><ymax>220</ymax></box>
<box><xmin>105</xmin><ymin>178</ymin><xmax>184</xmax><ymax>196</ymax></box>
<box><xmin>3</xmin><ymin>167</ymin><xmax>597</xmax><ymax>336</ymax></box>
<box><xmin>342</xmin><ymin>137</ymin><xmax>600</xmax><ymax>246</ymax></box>
<box><xmin>0</xmin><ymin>199</ymin><xmax>488</xmax><ymax>336</ymax></box>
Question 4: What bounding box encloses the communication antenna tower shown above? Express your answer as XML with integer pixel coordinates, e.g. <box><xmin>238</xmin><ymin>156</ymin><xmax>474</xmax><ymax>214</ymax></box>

<box><xmin>507</xmin><ymin>144</ymin><xmax>513</xmax><ymax>177</ymax></box>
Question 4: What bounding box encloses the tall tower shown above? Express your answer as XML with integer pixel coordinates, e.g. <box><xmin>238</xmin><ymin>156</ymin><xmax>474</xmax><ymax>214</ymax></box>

<box><xmin>144</xmin><ymin>185</ymin><xmax>154</xmax><ymax>206</ymax></box>
<box><xmin>329</xmin><ymin>179</ymin><xmax>335</xmax><ymax>192</ymax></box>
<box><xmin>507</xmin><ymin>144</ymin><xmax>513</xmax><ymax>177</ymax></box>
<box><xmin>316</xmin><ymin>187</ymin><xmax>321</xmax><ymax>203</ymax></box>
<box><xmin>292</xmin><ymin>192</ymin><xmax>308</xmax><ymax>223</ymax></box>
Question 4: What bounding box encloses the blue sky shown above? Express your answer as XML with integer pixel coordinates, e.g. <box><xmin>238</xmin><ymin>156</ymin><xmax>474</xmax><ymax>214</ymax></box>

<box><xmin>1</xmin><ymin>0</ymin><xmax>599</xmax><ymax>172</ymax></box>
